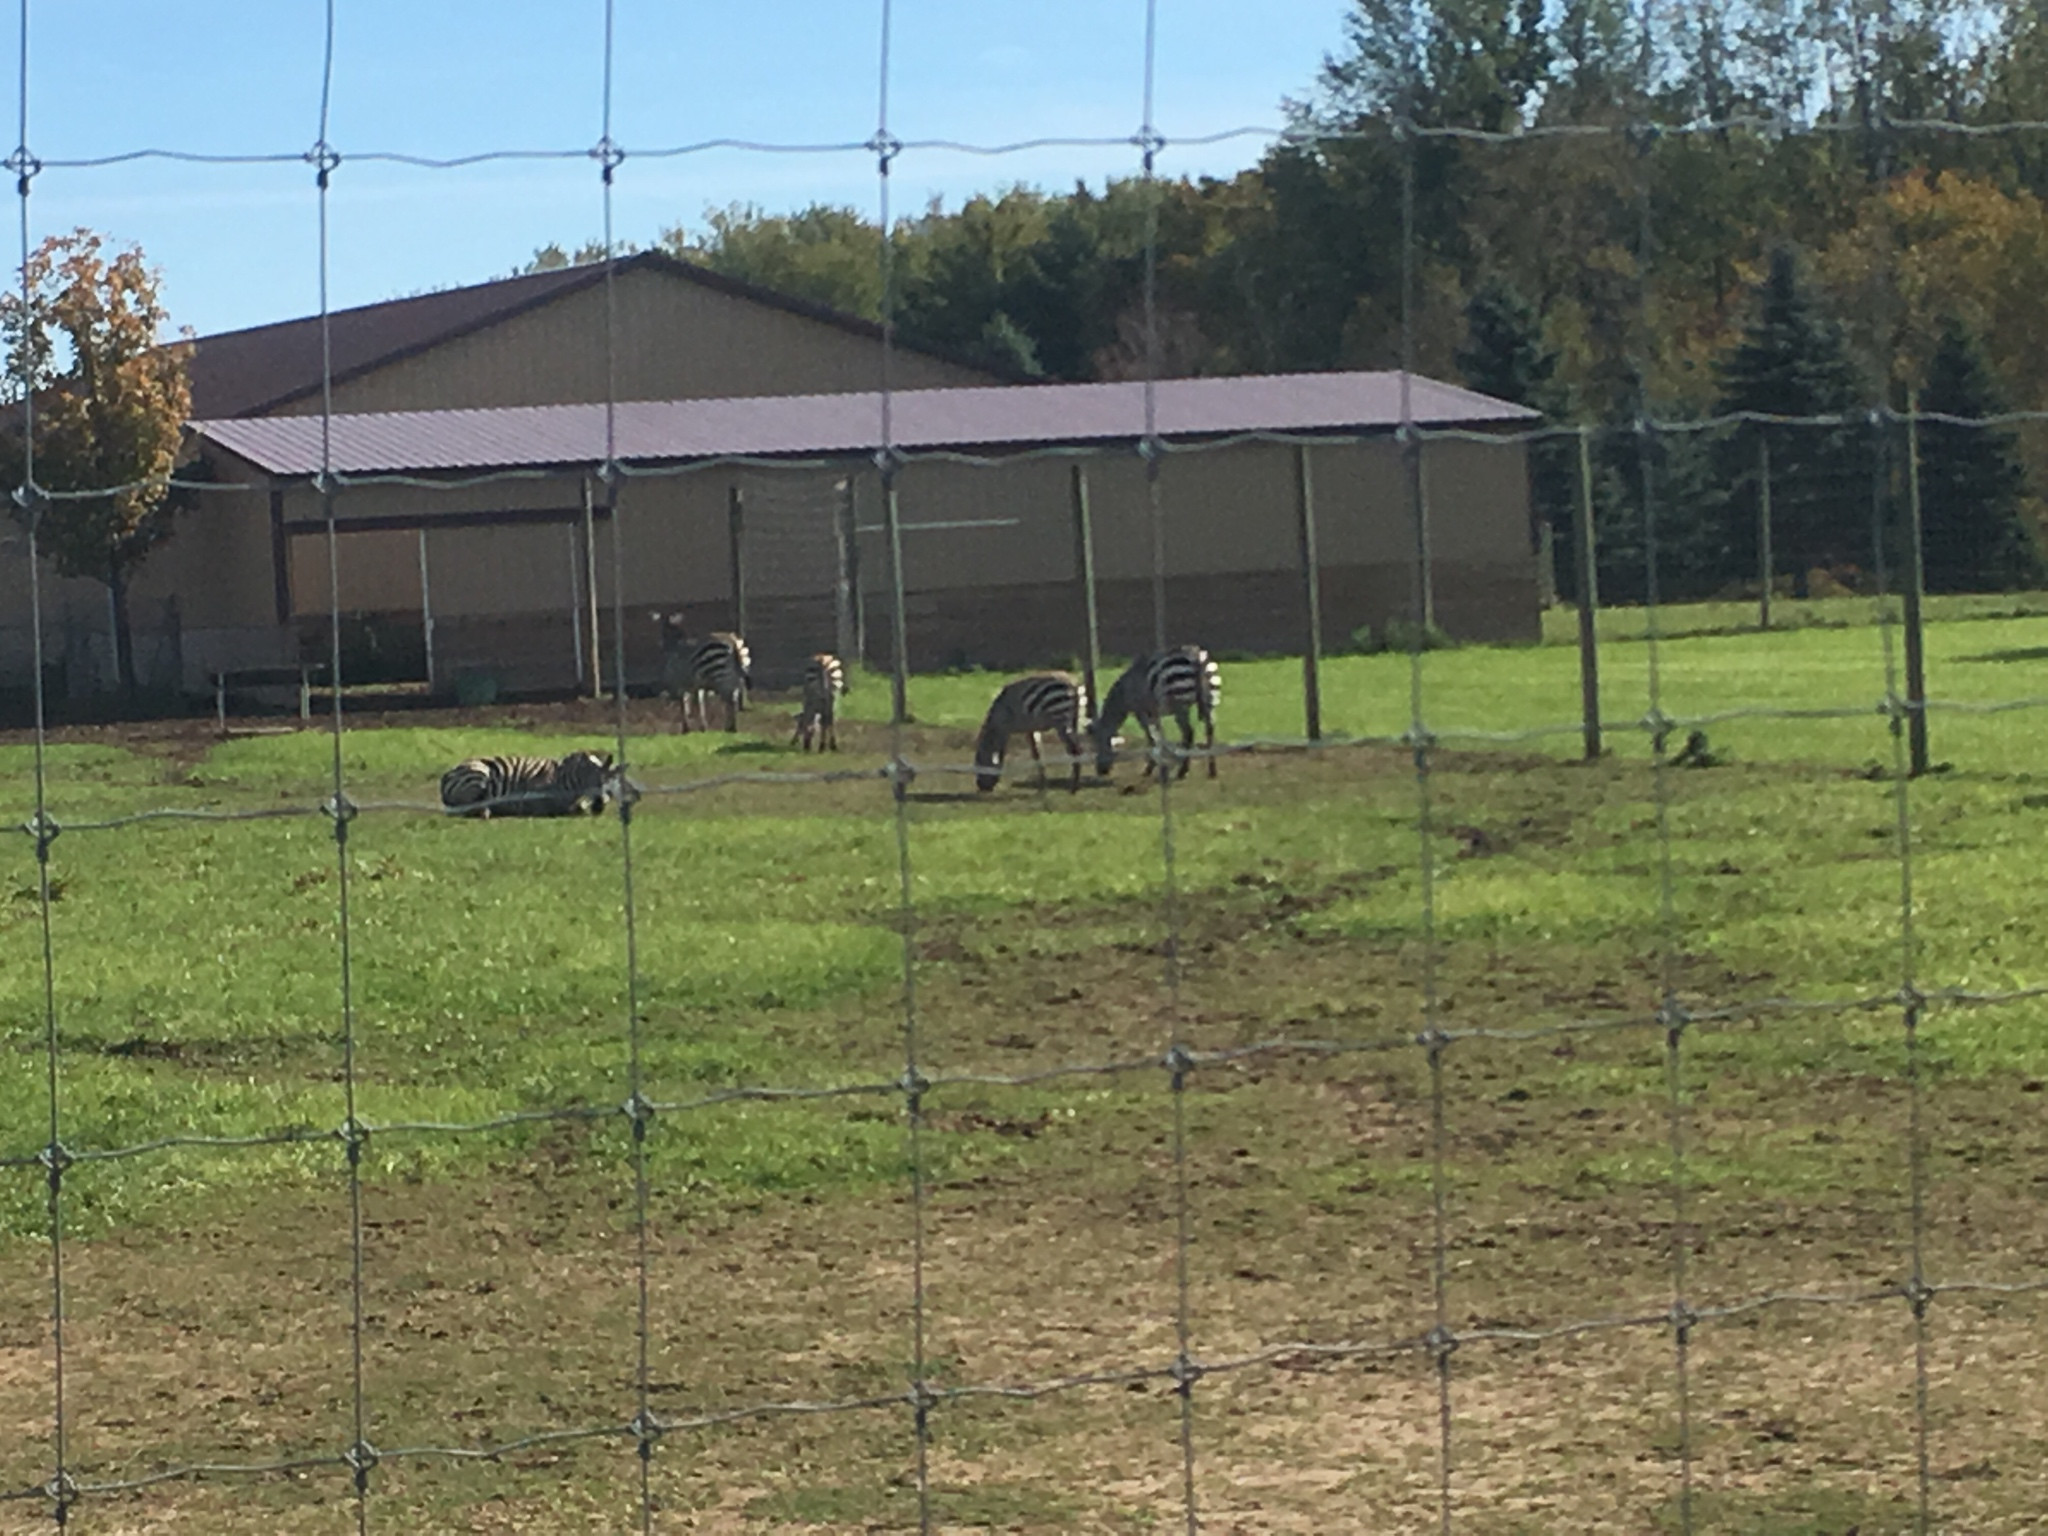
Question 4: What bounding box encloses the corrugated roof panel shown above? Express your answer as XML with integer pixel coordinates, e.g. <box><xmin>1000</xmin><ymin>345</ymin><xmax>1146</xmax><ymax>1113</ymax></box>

<box><xmin>192</xmin><ymin>371</ymin><xmax>1541</xmax><ymax>479</ymax></box>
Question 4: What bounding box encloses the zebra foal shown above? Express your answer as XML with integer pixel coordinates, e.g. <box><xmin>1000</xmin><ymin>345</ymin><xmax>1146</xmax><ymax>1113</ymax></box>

<box><xmin>439</xmin><ymin>750</ymin><xmax>614</xmax><ymax>818</ymax></box>
<box><xmin>974</xmin><ymin>672</ymin><xmax>1089</xmax><ymax>793</ymax></box>
<box><xmin>1091</xmin><ymin>646</ymin><xmax>1221</xmax><ymax>782</ymax></box>
<box><xmin>656</xmin><ymin>616</ymin><xmax>752</xmax><ymax>732</ymax></box>
<box><xmin>792</xmin><ymin>653</ymin><xmax>849</xmax><ymax>752</ymax></box>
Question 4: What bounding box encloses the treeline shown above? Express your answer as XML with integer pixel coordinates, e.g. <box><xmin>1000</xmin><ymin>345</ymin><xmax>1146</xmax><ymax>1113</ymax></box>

<box><xmin>530</xmin><ymin>0</ymin><xmax>2048</xmax><ymax>599</ymax></box>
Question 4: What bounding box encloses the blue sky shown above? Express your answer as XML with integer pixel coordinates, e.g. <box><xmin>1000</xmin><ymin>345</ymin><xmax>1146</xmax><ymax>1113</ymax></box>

<box><xmin>6</xmin><ymin>2</ymin><xmax>1351</xmax><ymax>339</ymax></box>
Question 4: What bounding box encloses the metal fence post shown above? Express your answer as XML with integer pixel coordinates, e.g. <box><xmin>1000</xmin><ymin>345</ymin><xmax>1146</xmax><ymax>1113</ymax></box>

<box><xmin>1070</xmin><ymin>462</ymin><xmax>1102</xmax><ymax>715</ymax></box>
<box><xmin>1294</xmin><ymin>443</ymin><xmax>1323</xmax><ymax>742</ymax></box>
<box><xmin>1575</xmin><ymin>426</ymin><xmax>1603</xmax><ymax>761</ymax></box>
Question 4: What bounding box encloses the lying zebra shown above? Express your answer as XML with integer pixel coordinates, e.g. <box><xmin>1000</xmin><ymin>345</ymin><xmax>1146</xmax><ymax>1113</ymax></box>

<box><xmin>439</xmin><ymin>750</ymin><xmax>615</xmax><ymax>818</ymax></box>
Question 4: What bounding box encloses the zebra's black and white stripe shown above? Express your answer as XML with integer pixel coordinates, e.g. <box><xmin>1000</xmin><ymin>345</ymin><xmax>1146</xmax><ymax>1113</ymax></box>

<box><xmin>439</xmin><ymin>750</ymin><xmax>614</xmax><ymax>818</ymax></box>
<box><xmin>974</xmin><ymin>672</ymin><xmax>1089</xmax><ymax>793</ymax></box>
<box><xmin>656</xmin><ymin>617</ymin><xmax>752</xmax><ymax>732</ymax></box>
<box><xmin>792</xmin><ymin>653</ymin><xmax>848</xmax><ymax>752</ymax></box>
<box><xmin>1090</xmin><ymin>646</ymin><xmax>1221</xmax><ymax>782</ymax></box>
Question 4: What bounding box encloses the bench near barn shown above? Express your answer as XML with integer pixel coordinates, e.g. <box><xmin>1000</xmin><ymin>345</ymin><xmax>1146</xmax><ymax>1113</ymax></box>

<box><xmin>211</xmin><ymin>664</ymin><xmax>327</xmax><ymax>736</ymax></box>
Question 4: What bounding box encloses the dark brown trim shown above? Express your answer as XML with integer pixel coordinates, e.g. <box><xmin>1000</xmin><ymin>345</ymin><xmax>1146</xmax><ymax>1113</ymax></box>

<box><xmin>280</xmin><ymin>504</ymin><xmax>611</xmax><ymax>537</ymax></box>
<box><xmin>268</xmin><ymin>485</ymin><xmax>291</xmax><ymax>623</ymax></box>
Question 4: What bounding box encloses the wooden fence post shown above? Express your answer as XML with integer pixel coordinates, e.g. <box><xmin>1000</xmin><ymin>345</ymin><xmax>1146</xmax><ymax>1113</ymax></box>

<box><xmin>1758</xmin><ymin>435</ymin><xmax>1774</xmax><ymax>631</ymax></box>
<box><xmin>728</xmin><ymin>484</ymin><xmax>748</xmax><ymax>638</ymax></box>
<box><xmin>1294</xmin><ymin>443</ymin><xmax>1323</xmax><ymax>742</ymax></box>
<box><xmin>1902</xmin><ymin>397</ymin><xmax>1930</xmax><ymax>777</ymax></box>
<box><xmin>1070</xmin><ymin>463</ymin><xmax>1103</xmax><ymax>715</ymax></box>
<box><xmin>1575</xmin><ymin>426</ymin><xmax>1603</xmax><ymax>761</ymax></box>
<box><xmin>582</xmin><ymin>475</ymin><xmax>603</xmax><ymax>700</ymax></box>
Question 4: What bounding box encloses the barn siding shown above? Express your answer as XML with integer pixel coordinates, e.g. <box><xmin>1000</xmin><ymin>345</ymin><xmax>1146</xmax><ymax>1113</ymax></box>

<box><xmin>268</xmin><ymin>268</ymin><xmax>993</xmax><ymax>419</ymax></box>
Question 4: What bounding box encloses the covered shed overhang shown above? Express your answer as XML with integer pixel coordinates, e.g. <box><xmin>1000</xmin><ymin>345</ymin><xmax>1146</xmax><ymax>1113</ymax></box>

<box><xmin>190</xmin><ymin>370</ymin><xmax>1540</xmax><ymax>482</ymax></box>
<box><xmin>190</xmin><ymin>371</ymin><xmax>1542</xmax><ymax>641</ymax></box>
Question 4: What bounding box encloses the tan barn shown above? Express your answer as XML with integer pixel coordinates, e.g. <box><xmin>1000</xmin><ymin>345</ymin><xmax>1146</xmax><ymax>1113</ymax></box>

<box><xmin>0</xmin><ymin>254</ymin><xmax>1541</xmax><ymax>707</ymax></box>
<box><xmin>185</xmin><ymin>374</ymin><xmax>1540</xmax><ymax>698</ymax></box>
<box><xmin>0</xmin><ymin>252</ymin><xmax>1004</xmax><ymax>704</ymax></box>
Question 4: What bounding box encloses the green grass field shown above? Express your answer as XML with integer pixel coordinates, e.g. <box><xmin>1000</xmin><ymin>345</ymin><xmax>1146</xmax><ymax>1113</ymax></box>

<box><xmin>5</xmin><ymin>603</ymin><xmax>2048</xmax><ymax>1531</ymax></box>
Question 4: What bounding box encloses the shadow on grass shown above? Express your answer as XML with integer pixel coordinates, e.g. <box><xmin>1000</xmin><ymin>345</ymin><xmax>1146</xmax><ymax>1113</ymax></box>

<box><xmin>1954</xmin><ymin>645</ymin><xmax>2048</xmax><ymax>664</ymax></box>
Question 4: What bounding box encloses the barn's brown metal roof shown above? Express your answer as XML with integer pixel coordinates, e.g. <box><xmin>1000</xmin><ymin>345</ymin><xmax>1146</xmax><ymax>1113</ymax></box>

<box><xmin>185</xmin><ymin>250</ymin><xmax>1006</xmax><ymax>420</ymax></box>
<box><xmin>193</xmin><ymin>371</ymin><xmax>1539</xmax><ymax>478</ymax></box>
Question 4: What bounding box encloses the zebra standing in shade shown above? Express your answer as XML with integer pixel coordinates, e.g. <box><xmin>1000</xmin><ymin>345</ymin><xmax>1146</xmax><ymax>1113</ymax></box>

<box><xmin>656</xmin><ymin>616</ymin><xmax>752</xmax><ymax>732</ymax></box>
<box><xmin>1090</xmin><ymin>646</ymin><xmax>1222</xmax><ymax>783</ymax></box>
<box><xmin>439</xmin><ymin>749</ymin><xmax>614</xmax><ymax>818</ymax></box>
<box><xmin>792</xmin><ymin>653</ymin><xmax>849</xmax><ymax>752</ymax></box>
<box><xmin>974</xmin><ymin>672</ymin><xmax>1089</xmax><ymax>793</ymax></box>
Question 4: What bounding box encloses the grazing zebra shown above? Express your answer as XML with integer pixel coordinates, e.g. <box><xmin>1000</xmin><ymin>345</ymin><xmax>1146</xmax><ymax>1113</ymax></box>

<box><xmin>1091</xmin><ymin>646</ymin><xmax>1222</xmax><ymax>782</ymax></box>
<box><xmin>792</xmin><ymin>653</ymin><xmax>849</xmax><ymax>752</ymax></box>
<box><xmin>974</xmin><ymin>672</ymin><xmax>1089</xmax><ymax>793</ymax></box>
<box><xmin>656</xmin><ymin>617</ymin><xmax>751</xmax><ymax>732</ymax></box>
<box><xmin>439</xmin><ymin>750</ymin><xmax>614</xmax><ymax>818</ymax></box>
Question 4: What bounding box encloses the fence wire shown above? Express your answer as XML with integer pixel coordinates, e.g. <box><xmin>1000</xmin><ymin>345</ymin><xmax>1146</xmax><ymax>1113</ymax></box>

<box><xmin>10</xmin><ymin>5</ymin><xmax>2048</xmax><ymax>1533</ymax></box>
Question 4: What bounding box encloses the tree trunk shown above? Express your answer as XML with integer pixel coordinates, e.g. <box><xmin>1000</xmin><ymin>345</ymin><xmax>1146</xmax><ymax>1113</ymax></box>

<box><xmin>108</xmin><ymin>560</ymin><xmax>137</xmax><ymax>700</ymax></box>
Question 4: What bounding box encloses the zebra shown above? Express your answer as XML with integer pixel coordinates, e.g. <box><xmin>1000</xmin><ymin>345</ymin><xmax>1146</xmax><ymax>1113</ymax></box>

<box><xmin>656</xmin><ymin>617</ymin><xmax>751</xmax><ymax>732</ymax></box>
<box><xmin>974</xmin><ymin>672</ymin><xmax>1089</xmax><ymax>793</ymax></box>
<box><xmin>439</xmin><ymin>750</ymin><xmax>614</xmax><ymax>818</ymax></box>
<box><xmin>1090</xmin><ymin>646</ymin><xmax>1222</xmax><ymax>782</ymax></box>
<box><xmin>792</xmin><ymin>653</ymin><xmax>849</xmax><ymax>752</ymax></box>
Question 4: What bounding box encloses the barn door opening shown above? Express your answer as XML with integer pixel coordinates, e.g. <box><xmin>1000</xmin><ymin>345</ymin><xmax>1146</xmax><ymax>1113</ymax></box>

<box><xmin>287</xmin><ymin>527</ymin><xmax>429</xmax><ymax>686</ymax></box>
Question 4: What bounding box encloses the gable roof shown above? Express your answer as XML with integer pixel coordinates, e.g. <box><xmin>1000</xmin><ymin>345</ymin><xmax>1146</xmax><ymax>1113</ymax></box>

<box><xmin>185</xmin><ymin>250</ymin><xmax>1004</xmax><ymax>420</ymax></box>
<box><xmin>193</xmin><ymin>371</ymin><xmax>1540</xmax><ymax>478</ymax></box>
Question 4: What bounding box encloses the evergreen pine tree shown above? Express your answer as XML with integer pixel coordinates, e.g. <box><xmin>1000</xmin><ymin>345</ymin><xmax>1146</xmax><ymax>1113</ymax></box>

<box><xmin>1916</xmin><ymin>318</ymin><xmax>2044</xmax><ymax>592</ymax></box>
<box><xmin>1456</xmin><ymin>278</ymin><xmax>1578</xmax><ymax>598</ymax></box>
<box><xmin>1713</xmin><ymin>247</ymin><xmax>1869</xmax><ymax>595</ymax></box>
<box><xmin>1458</xmin><ymin>278</ymin><xmax>1560</xmax><ymax>407</ymax></box>
<box><xmin>1591</xmin><ymin>401</ymin><xmax>1728</xmax><ymax>605</ymax></box>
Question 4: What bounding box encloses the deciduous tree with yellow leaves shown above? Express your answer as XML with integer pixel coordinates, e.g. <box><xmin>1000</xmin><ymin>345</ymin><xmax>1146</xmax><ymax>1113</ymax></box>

<box><xmin>0</xmin><ymin>229</ymin><xmax>193</xmax><ymax>698</ymax></box>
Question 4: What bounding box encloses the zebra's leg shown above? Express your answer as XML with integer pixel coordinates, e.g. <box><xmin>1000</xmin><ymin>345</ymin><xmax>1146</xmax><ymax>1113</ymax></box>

<box><xmin>1176</xmin><ymin>707</ymin><xmax>1196</xmax><ymax>781</ymax></box>
<box><xmin>1060</xmin><ymin>729</ymin><xmax>1082</xmax><ymax>792</ymax></box>
<box><xmin>1204</xmin><ymin>706</ymin><xmax>1217</xmax><ymax>779</ymax></box>
<box><xmin>1145</xmin><ymin>716</ymin><xmax>1170</xmax><ymax>785</ymax></box>
<box><xmin>1027</xmin><ymin>730</ymin><xmax>1047</xmax><ymax>791</ymax></box>
<box><xmin>725</xmin><ymin>690</ymin><xmax>739</xmax><ymax>732</ymax></box>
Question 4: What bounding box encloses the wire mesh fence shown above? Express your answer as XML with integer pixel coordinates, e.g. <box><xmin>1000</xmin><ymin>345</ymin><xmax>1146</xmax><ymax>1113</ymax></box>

<box><xmin>10</xmin><ymin>1</ymin><xmax>2048</xmax><ymax>1532</ymax></box>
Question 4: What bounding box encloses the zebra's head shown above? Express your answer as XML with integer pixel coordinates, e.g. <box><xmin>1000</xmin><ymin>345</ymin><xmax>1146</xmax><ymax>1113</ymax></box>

<box><xmin>973</xmin><ymin>726</ymin><xmax>1005</xmax><ymax>793</ymax></box>
<box><xmin>1088</xmin><ymin>720</ymin><xmax>1125</xmax><ymax>777</ymax></box>
<box><xmin>562</xmin><ymin>749</ymin><xmax>616</xmax><ymax>812</ymax></box>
